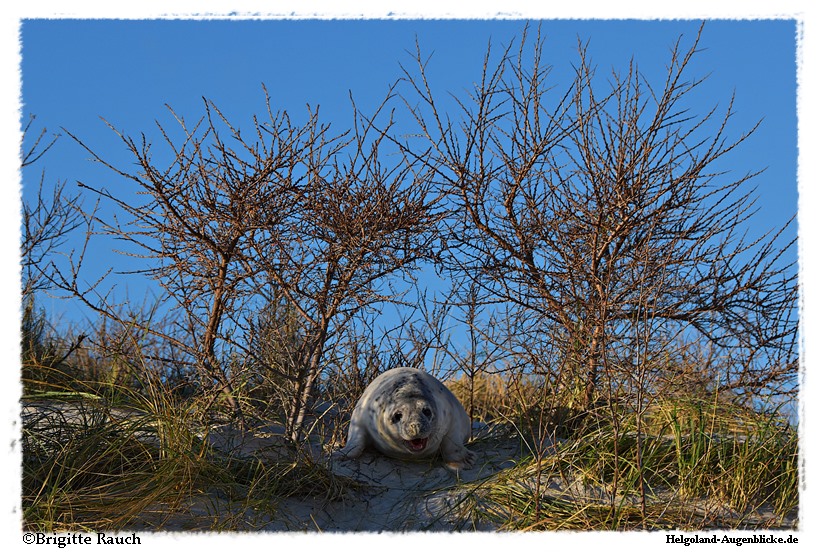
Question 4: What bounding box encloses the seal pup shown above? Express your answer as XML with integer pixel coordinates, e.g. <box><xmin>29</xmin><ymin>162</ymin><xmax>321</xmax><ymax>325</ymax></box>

<box><xmin>335</xmin><ymin>367</ymin><xmax>476</xmax><ymax>470</ymax></box>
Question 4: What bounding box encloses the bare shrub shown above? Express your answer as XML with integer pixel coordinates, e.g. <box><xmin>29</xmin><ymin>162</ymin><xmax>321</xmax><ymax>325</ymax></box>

<box><xmin>399</xmin><ymin>24</ymin><xmax>797</xmax><ymax>414</ymax></box>
<box><xmin>61</xmin><ymin>87</ymin><xmax>440</xmax><ymax>438</ymax></box>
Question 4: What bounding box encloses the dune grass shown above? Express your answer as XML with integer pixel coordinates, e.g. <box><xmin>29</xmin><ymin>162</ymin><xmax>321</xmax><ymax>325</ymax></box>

<box><xmin>21</xmin><ymin>377</ymin><xmax>351</xmax><ymax>531</ymax></box>
<box><xmin>21</xmin><ymin>377</ymin><xmax>798</xmax><ymax>532</ymax></box>
<box><xmin>20</xmin><ymin>322</ymin><xmax>798</xmax><ymax>532</ymax></box>
<box><xmin>21</xmin><ymin>376</ymin><xmax>798</xmax><ymax>532</ymax></box>
<box><xmin>446</xmin><ymin>395</ymin><xmax>798</xmax><ymax>531</ymax></box>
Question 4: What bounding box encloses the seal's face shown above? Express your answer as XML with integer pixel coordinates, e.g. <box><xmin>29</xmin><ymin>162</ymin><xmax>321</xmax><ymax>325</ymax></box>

<box><xmin>388</xmin><ymin>399</ymin><xmax>435</xmax><ymax>453</ymax></box>
<box><xmin>372</xmin><ymin>372</ymin><xmax>442</xmax><ymax>458</ymax></box>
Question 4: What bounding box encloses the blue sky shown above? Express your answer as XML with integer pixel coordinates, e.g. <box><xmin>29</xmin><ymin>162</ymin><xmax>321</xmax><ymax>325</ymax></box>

<box><xmin>17</xmin><ymin>18</ymin><xmax>799</xmax><ymax>326</ymax></box>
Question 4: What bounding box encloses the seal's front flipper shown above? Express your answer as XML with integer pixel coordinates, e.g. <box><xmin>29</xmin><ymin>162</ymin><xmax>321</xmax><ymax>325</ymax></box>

<box><xmin>334</xmin><ymin>422</ymin><xmax>367</xmax><ymax>460</ymax></box>
<box><xmin>441</xmin><ymin>436</ymin><xmax>477</xmax><ymax>471</ymax></box>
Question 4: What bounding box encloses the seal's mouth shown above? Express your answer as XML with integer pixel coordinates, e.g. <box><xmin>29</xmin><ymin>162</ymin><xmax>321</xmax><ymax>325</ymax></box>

<box><xmin>405</xmin><ymin>438</ymin><xmax>428</xmax><ymax>452</ymax></box>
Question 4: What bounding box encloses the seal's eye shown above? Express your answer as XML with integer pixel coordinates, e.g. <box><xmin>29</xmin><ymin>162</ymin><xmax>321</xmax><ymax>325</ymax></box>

<box><xmin>392</xmin><ymin>411</ymin><xmax>403</xmax><ymax>423</ymax></box>
<box><xmin>422</xmin><ymin>407</ymin><xmax>432</xmax><ymax>418</ymax></box>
